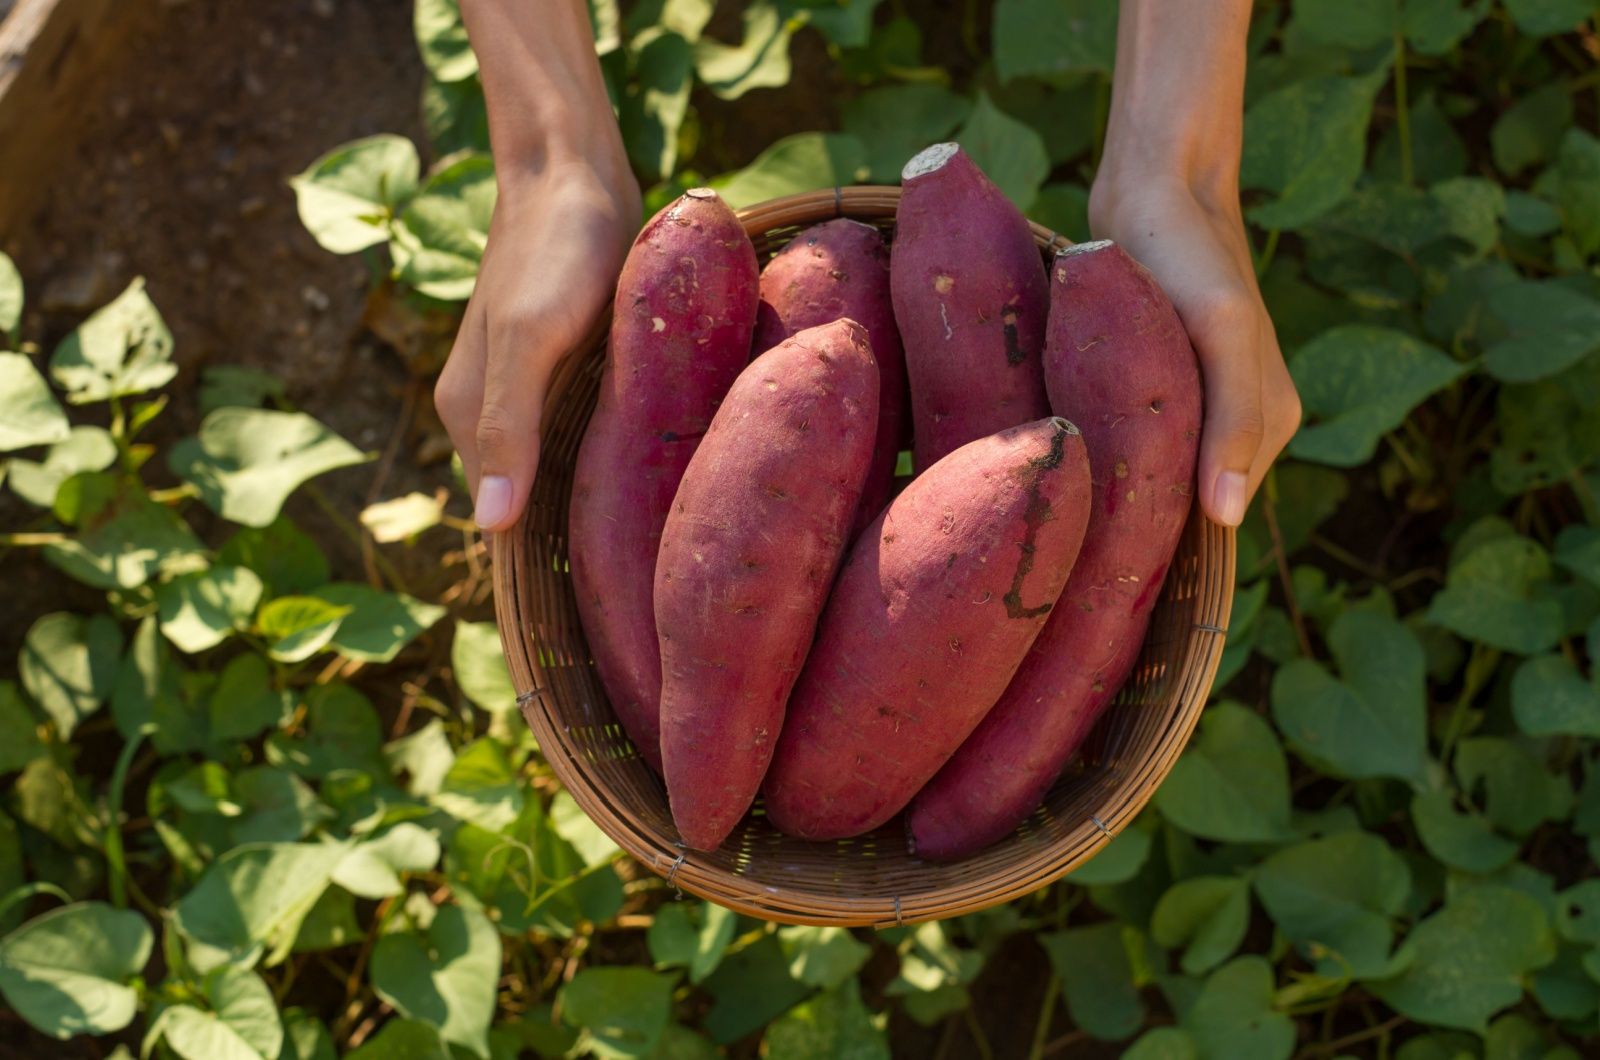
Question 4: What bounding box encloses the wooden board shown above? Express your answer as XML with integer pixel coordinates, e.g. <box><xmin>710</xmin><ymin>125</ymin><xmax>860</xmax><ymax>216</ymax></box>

<box><xmin>0</xmin><ymin>0</ymin><xmax>154</xmax><ymax>237</ymax></box>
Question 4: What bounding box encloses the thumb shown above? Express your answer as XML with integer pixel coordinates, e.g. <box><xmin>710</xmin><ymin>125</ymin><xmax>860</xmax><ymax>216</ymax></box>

<box><xmin>1186</xmin><ymin>295</ymin><xmax>1265</xmax><ymax>528</ymax></box>
<box><xmin>471</xmin><ymin>332</ymin><xmax>553</xmax><ymax>533</ymax></box>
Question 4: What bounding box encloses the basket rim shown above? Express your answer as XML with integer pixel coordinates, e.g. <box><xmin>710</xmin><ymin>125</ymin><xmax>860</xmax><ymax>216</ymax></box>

<box><xmin>491</xmin><ymin>184</ymin><xmax>1236</xmax><ymax>927</ymax></box>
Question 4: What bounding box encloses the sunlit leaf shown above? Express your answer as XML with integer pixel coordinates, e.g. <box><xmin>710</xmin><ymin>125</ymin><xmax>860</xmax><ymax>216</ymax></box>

<box><xmin>711</xmin><ymin>132</ymin><xmax>867</xmax><ymax>209</ymax></box>
<box><xmin>291</xmin><ymin>135</ymin><xmax>420</xmax><ymax>254</ymax></box>
<box><xmin>19</xmin><ymin>612</ymin><xmax>121</xmax><ymax>738</ymax></box>
<box><xmin>49</xmin><ymin>278</ymin><xmax>176</xmax><ymax>404</ymax></box>
<box><xmin>0</xmin><ymin>352</ymin><xmax>70</xmax><ymax>452</ymax></box>
<box><xmin>0</xmin><ymin>902</ymin><xmax>152</xmax><ymax>1039</ymax></box>
<box><xmin>372</xmin><ymin>904</ymin><xmax>500</xmax><ymax>1058</ymax></box>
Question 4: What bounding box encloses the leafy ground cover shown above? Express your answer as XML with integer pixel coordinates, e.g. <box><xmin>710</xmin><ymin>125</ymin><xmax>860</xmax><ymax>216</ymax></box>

<box><xmin>3</xmin><ymin>0</ymin><xmax>1600</xmax><ymax>1057</ymax></box>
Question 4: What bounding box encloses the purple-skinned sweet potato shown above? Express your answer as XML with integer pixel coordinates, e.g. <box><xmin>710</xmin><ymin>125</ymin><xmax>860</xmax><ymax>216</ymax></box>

<box><xmin>754</xmin><ymin>219</ymin><xmax>906</xmax><ymax>537</ymax></box>
<box><xmin>908</xmin><ymin>240</ymin><xmax>1202</xmax><ymax>861</ymax></box>
<box><xmin>891</xmin><ymin>143</ymin><xmax>1050</xmax><ymax>472</ymax></box>
<box><xmin>569</xmin><ymin>188</ymin><xmax>759</xmax><ymax>773</ymax></box>
<box><xmin>657</xmin><ymin>319</ymin><xmax>879</xmax><ymax>851</ymax></box>
<box><xmin>761</xmin><ymin>415</ymin><xmax>1092</xmax><ymax>841</ymax></box>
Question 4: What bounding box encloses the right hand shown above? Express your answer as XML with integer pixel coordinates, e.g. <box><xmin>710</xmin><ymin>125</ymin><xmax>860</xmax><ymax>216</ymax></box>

<box><xmin>434</xmin><ymin>161</ymin><xmax>641</xmax><ymax>531</ymax></box>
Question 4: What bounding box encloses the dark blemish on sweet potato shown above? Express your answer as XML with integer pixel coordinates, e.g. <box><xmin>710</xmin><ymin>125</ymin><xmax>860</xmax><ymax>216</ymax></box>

<box><xmin>1150</xmin><ymin>399</ymin><xmax>1164</xmax><ymax>413</ymax></box>
<box><xmin>1002</xmin><ymin>305</ymin><xmax>1027</xmax><ymax>366</ymax></box>
<box><xmin>1114</xmin><ymin>460</ymin><xmax>1129</xmax><ymax>479</ymax></box>
<box><xmin>1002</xmin><ymin>422</ymin><xmax>1070</xmax><ymax>620</ymax></box>
<box><xmin>945</xmin><ymin>552</ymin><xmax>958</xmax><ymax>570</ymax></box>
<box><xmin>883</xmin><ymin>532</ymin><xmax>897</xmax><ymax>545</ymax></box>
<box><xmin>762</xmin><ymin>483</ymin><xmax>790</xmax><ymax>500</ymax></box>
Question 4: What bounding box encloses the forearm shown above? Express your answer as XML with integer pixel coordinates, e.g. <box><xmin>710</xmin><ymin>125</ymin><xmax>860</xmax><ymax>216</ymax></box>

<box><xmin>459</xmin><ymin>0</ymin><xmax>627</xmax><ymax>184</ymax></box>
<box><xmin>1092</xmin><ymin>0</ymin><xmax>1252</xmax><ymax>217</ymax></box>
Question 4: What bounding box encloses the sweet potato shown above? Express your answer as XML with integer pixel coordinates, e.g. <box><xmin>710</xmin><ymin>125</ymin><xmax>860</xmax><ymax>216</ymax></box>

<box><xmin>656</xmin><ymin>319</ymin><xmax>880</xmax><ymax>851</ymax></box>
<box><xmin>908</xmin><ymin>240</ymin><xmax>1202</xmax><ymax>861</ymax></box>
<box><xmin>754</xmin><ymin>219</ymin><xmax>906</xmax><ymax>536</ymax></box>
<box><xmin>762</xmin><ymin>415</ymin><xmax>1092</xmax><ymax>841</ymax></box>
<box><xmin>569</xmin><ymin>189</ymin><xmax>759</xmax><ymax>773</ymax></box>
<box><xmin>891</xmin><ymin>143</ymin><xmax>1050</xmax><ymax>472</ymax></box>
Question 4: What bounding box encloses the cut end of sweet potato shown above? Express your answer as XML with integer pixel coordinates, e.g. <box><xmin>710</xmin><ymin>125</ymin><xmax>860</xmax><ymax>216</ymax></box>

<box><xmin>1049</xmin><ymin>416</ymin><xmax>1080</xmax><ymax>436</ymax></box>
<box><xmin>902</xmin><ymin>142</ymin><xmax>962</xmax><ymax>181</ymax></box>
<box><xmin>1056</xmin><ymin>239</ymin><xmax>1115</xmax><ymax>259</ymax></box>
<box><xmin>684</xmin><ymin>187</ymin><xmax>719</xmax><ymax>200</ymax></box>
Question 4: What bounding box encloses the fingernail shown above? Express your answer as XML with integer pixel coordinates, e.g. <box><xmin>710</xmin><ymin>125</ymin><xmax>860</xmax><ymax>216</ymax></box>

<box><xmin>1213</xmin><ymin>471</ymin><xmax>1248</xmax><ymax>527</ymax></box>
<box><xmin>474</xmin><ymin>475</ymin><xmax>513</xmax><ymax>529</ymax></box>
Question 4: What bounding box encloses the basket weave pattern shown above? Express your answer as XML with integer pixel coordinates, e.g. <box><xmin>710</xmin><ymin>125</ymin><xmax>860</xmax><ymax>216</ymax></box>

<box><xmin>492</xmin><ymin>186</ymin><xmax>1236</xmax><ymax>927</ymax></box>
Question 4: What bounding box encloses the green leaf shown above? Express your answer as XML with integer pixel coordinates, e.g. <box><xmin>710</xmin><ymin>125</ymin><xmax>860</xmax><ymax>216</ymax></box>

<box><xmin>1483</xmin><ymin>279</ymin><xmax>1600</xmax><ymax>382</ymax></box>
<box><xmin>48</xmin><ymin>278</ymin><xmax>176</xmax><ymax>404</ymax></box>
<box><xmin>1557</xmin><ymin>128</ymin><xmax>1600</xmax><ymax>258</ymax></box>
<box><xmin>291</xmin><ymin>135</ymin><xmax>420</xmax><ymax>254</ymax></box>
<box><xmin>430</xmin><ymin>739</ymin><xmax>522</xmax><ymax>831</ymax></box>
<box><xmin>1502</xmin><ymin>0</ymin><xmax>1596</xmax><ymax>35</ymax></box>
<box><xmin>1371</xmin><ymin>886</ymin><xmax>1556</xmax><ymax>1032</ymax></box>
<box><xmin>372</xmin><ymin>903</ymin><xmax>499</xmax><ymax>1058</ymax></box>
<box><xmin>414</xmin><ymin>0</ymin><xmax>476</xmax><ymax>82</ymax></box>
<box><xmin>693</xmin><ymin>2</ymin><xmax>793</xmax><ymax>100</ymax></box>
<box><xmin>620</xmin><ymin>31</ymin><xmax>695</xmax><ymax>181</ymax></box>
<box><xmin>1040</xmin><ymin>923</ymin><xmax>1146</xmax><ymax>1041</ymax></box>
<box><xmin>701</xmin><ymin>935</ymin><xmax>810</xmax><ymax>1044</ymax></box>
<box><xmin>763</xmin><ymin>978</ymin><xmax>888</xmax><ymax>1060</ymax></box>
<box><xmin>111</xmin><ymin>615</ymin><xmax>191</xmax><ymax>747</ymax></box>
<box><xmin>1269</xmin><ymin>610</ymin><xmax>1428</xmax><ymax>781</ymax></box>
<box><xmin>1180</xmin><ymin>957</ymin><xmax>1294</xmax><ymax>1060</ymax></box>
<box><xmin>1402</xmin><ymin>0</ymin><xmax>1491</xmax><ymax>54</ymax></box>
<box><xmin>0</xmin><ymin>902</ymin><xmax>152</xmax><ymax>1039</ymax></box>
<box><xmin>1532</xmin><ymin>943</ymin><xmax>1600</xmax><ymax>1021</ymax></box>
<box><xmin>1254</xmin><ymin>831</ymin><xmax>1410</xmax><ymax>978</ymax></box>
<box><xmin>1491</xmin><ymin>364</ymin><xmax>1600</xmax><ymax>495</ymax></box>
<box><xmin>1412</xmin><ymin>789</ymin><xmax>1519</xmax><ymax>874</ymax></box>
<box><xmin>992</xmin><ymin>0</ymin><xmax>1116</xmax><ymax>80</ymax></box>
<box><xmin>1154</xmin><ymin>702</ymin><xmax>1295</xmax><ymax>843</ymax></box>
<box><xmin>19</xmin><ymin>612</ymin><xmax>121</xmax><ymax>738</ymax></box>
<box><xmin>208</xmin><ymin>654</ymin><xmax>291</xmax><ymax>745</ymax></box>
<box><xmin>231</xmin><ymin>767</ymin><xmax>331</xmax><ymax>845</ymax></box>
<box><xmin>152</xmin><ymin>965</ymin><xmax>283</xmax><ymax>1060</ymax></box>
<box><xmin>1555</xmin><ymin>879</ymin><xmax>1600</xmax><ymax>945</ymax></box>
<box><xmin>1291</xmin><ymin>0</ymin><xmax>1395</xmax><ymax>48</ymax></box>
<box><xmin>777</xmin><ymin>925</ymin><xmax>872</xmax><ymax>990</ymax></box>
<box><xmin>310</xmin><ymin>583</ymin><xmax>444</xmax><ymax>663</ymax></box>
<box><xmin>392</xmin><ymin>153</ymin><xmax>496</xmax><ymax>301</ymax></box>
<box><xmin>1151</xmin><ymin>876</ymin><xmax>1252</xmax><ymax>976</ymax></box>
<box><xmin>1123</xmin><ymin>1027</ymin><xmax>1199</xmax><ymax>1060</ymax></box>
<box><xmin>171</xmin><ymin>408</ymin><xmax>366</xmax><ymax>528</ymax></box>
<box><xmin>198</xmin><ymin>365</ymin><xmax>287</xmax><ymax>414</ymax></box>
<box><xmin>1242</xmin><ymin>71</ymin><xmax>1385</xmax><ymax>230</ymax></box>
<box><xmin>44</xmin><ymin>492</ymin><xmax>207</xmax><ymax>591</ymax></box>
<box><xmin>1028</xmin><ymin>183</ymin><xmax>1091</xmax><ymax>243</ymax></box>
<box><xmin>333</xmin><ymin>823</ymin><xmax>442</xmax><ymax>899</ymax></box>
<box><xmin>0</xmin><ymin>682</ymin><xmax>45</xmax><ymax>776</ymax></box>
<box><xmin>1427</xmin><ymin>534</ymin><xmax>1564</xmax><ymax>654</ymax></box>
<box><xmin>6</xmin><ymin>427</ymin><xmax>117</xmax><ymax>507</ymax></box>
<box><xmin>1432</xmin><ymin>176</ymin><xmax>1505</xmax><ymax>256</ymax></box>
<box><xmin>711</xmin><ymin>132</ymin><xmax>867</xmax><ymax>210</ymax></box>
<box><xmin>647</xmin><ymin>902</ymin><xmax>737</xmax><ymax>984</ymax></box>
<box><xmin>344</xmin><ymin>1019</ymin><xmax>450</xmax><ymax>1060</ymax></box>
<box><xmin>452</xmin><ymin>620</ymin><xmax>516</xmax><ymax>714</ymax></box>
<box><xmin>0</xmin><ymin>352</ymin><xmax>70</xmax><ymax>452</ymax></box>
<box><xmin>280</xmin><ymin>1010</ymin><xmax>337</xmax><ymax>1060</ymax></box>
<box><xmin>218</xmin><ymin>516</ymin><xmax>329</xmax><ymax>596</ymax></box>
<box><xmin>361</xmin><ymin>492</ymin><xmax>445</xmax><ymax>543</ymax></box>
<box><xmin>1287</xmin><ymin>325</ymin><xmax>1464</xmax><ymax>466</ymax></box>
<box><xmin>549</xmin><ymin>790</ymin><xmax>620</xmax><ymax>867</ymax></box>
<box><xmin>291</xmin><ymin>887</ymin><xmax>361</xmax><ymax>954</ymax></box>
<box><xmin>257</xmin><ymin>596</ymin><xmax>350</xmax><ymax>663</ymax></box>
<box><xmin>1455</xmin><ymin>737</ymin><xmax>1570</xmax><ymax>836</ymax></box>
<box><xmin>386</xmin><ymin>719</ymin><xmax>456</xmax><ymax>797</ymax></box>
<box><xmin>265</xmin><ymin>684</ymin><xmax>388</xmax><ymax>780</ymax></box>
<box><xmin>1491</xmin><ymin>84</ymin><xmax>1572</xmax><ymax>177</ymax></box>
<box><xmin>1066</xmin><ymin>817</ymin><xmax>1155</xmax><ymax>884</ymax></box>
<box><xmin>422</xmin><ymin>73</ymin><xmax>490</xmax><ymax>157</ymax></box>
<box><xmin>1372</xmin><ymin>92</ymin><xmax>1469</xmax><ymax>182</ymax></box>
<box><xmin>155</xmin><ymin>566</ymin><xmax>264</xmax><ymax>654</ymax></box>
<box><xmin>841</xmin><ymin>84</ymin><xmax>971</xmax><ymax>185</ymax></box>
<box><xmin>173</xmin><ymin>841</ymin><xmax>350</xmax><ymax>969</ymax></box>
<box><xmin>1512</xmin><ymin>654</ymin><xmax>1600</xmax><ymax>738</ymax></box>
<box><xmin>0</xmin><ymin>250</ymin><xmax>21</xmax><ymax>338</ymax></box>
<box><xmin>560</xmin><ymin>966</ymin><xmax>674</xmax><ymax>1058</ymax></box>
<box><xmin>955</xmin><ymin>92</ymin><xmax>1050</xmax><ymax>211</ymax></box>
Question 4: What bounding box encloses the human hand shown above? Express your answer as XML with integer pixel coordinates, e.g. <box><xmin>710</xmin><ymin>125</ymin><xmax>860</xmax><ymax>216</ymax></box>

<box><xmin>434</xmin><ymin>162</ymin><xmax>641</xmax><ymax>531</ymax></box>
<box><xmin>1087</xmin><ymin>175</ymin><xmax>1300</xmax><ymax>527</ymax></box>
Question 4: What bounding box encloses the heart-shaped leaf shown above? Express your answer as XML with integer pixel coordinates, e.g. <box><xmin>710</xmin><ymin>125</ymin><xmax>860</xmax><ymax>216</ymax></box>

<box><xmin>156</xmin><ymin>566</ymin><xmax>265</xmax><ymax>654</ymax></box>
<box><xmin>842</xmin><ymin>84</ymin><xmax>971</xmax><ymax>184</ymax></box>
<box><xmin>413</xmin><ymin>0</ymin><xmax>477</xmax><ymax>82</ymax></box>
<box><xmin>257</xmin><ymin>596</ymin><xmax>351</xmax><ymax>663</ymax></box>
<box><xmin>711</xmin><ymin>133</ymin><xmax>867</xmax><ymax>210</ymax></box>
<box><xmin>1556</xmin><ymin>128</ymin><xmax>1600</xmax><ymax>258</ymax></box>
<box><xmin>0</xmin><ymin>902</ymin><xmax>152</xmax><ymax>1039</ymax></box>
<box><xmin>1512</xmin><ymin>654</ymin><xmax>1600</xmax><ymax>737</ymax></box>
<box><xmin>761</xmin><ymin>979</ymin><xmax>889</xmax><ymax>1060</ymax></box>
<box><xmin>451</xmin><ymin>620</ymin><xmax>516</xmax><ymax>714</ymax></box>
<box><xmin>1242</xmin><ymin>70</ymin><xmax>1386</xmax><ymax>230</ymax></box>
<box><xmin>777</xmin><ymin>925</ymin><xmax>873</xmax><ymax>990</ymax></box>
<box><xmin>291</xmin><ymin>135</ymin><xmax>420</xmax><ymax>254</ymax></box>
<box><xmin>372</xmin><ymin>903</ymin><xmax>501</xmax><ymax>1058</ymax></box>
<box><xmin>1427</xmin><ymin>533</ymin><xmax>1565</xmax><ymax>654</ymax></box>
<box><xmin>171</xmin><ymin>408</ymin><xmax>367</xmax><ymax>529</ymax></box>
<box><xmin>1254</xmin><ymin>831</ymin><xmax>1411</xmax><ymax>978</ymax></box>
<box><xmin>7</xmin><ymin>427</ymin><xmax>117</xmax><ymax>507</ymax></box>
<box><xmin>992</xmin><ymin>0</ymin><xmax>1116</xmax><ymax>81</ymax></box>
<box><xmin>1483</xmin><ymin>279</ymin><xmax>1600</xmax><ymax>382</ymax></box>
<box><xmin>429</xmin><ymin>738</ymin><xmax>522</xmax><ymax>831</ymax></box>
<box><xmin>265</xmin><ymin>684</ymin><xmax>389</xmax><ymax>780</ymax></box>
<box><xmin>333</xmin><ymin>823</ymin><xmax>442</xmax><ymax>899</ymax></box>
<box><xmin>1041</xmin><ymin>922</ymin><xmax>1147</xmax><ymax>1042</ymax></box>
<box><xmin>0</xmin><ymin>352</ymin><xmax>70</xmax><ymax>452</ymax></box>
<box><xmin>1455</xmin><ymin>737</ymin><xmax>1571</xmax><ymax>836</ymax></box>
<box><xmin>1412</xmin><ymin>788</ymin><xmax>1520</xmax><ymax>873</ymax></box>
<box><xmin>647</xmin><ymin>902</ymin><xmax>737</xmax><ymax>985</ymax></box>
<box><xmin>19</xmin><ymin>612</ymin><xmax>121</xmax><ymax>738</ymax></box>
<box><xmin>173</xmin><ymin>841</ymin><xmax>351</xmax><ymax>969</ymax></box>
<box><xmin>308</xmin><ymin>583</ymin><xmax>445</xmax><ymax>664</ymax></box>
<box><xmin>693</xmin><ymin>1</ymin><xmax>792</xmax><ymax>100</ymax></box>
<box><xmin>1154</xmin><ymin>702</ymin><xmax>1295</xmax><ymax>843</ymax></box>
<box><xmin>1151</xmin><ymin>876</ymin><xmax>1253</xmax><ymax>976</ymax></box>
<box><xmin>558</xmin><ymin>966</ymin><xmax>674</xmax><ymax>1058</ymax></box>
<box><xmin>1180</xmin><ymin>957</ymin><xmax>1294</xmax><ymax>1060</ymax></box>
<box><xmin>49</xmin><ymin>279</ymin><xmax>176</xmax><ymax>404</ymax></box>
<box><xmin>956</xmin><ymin>92</ymin><xmax>1050</xmax><ymax>210</ymax></box>
<box><xmin>149</xmin><ymin>965</ymin><xmax>283</xmax><ymax>1060</ymax></box>
<box><xmin>391</xmin><ymin>154</ymin><xmax>496</xmax><ymax>302</ymax></box>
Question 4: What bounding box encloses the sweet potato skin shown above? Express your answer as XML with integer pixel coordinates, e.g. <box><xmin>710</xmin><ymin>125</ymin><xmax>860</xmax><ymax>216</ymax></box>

<box><xmin>657</xmin><ymin>320</ymin><xmax>879</xmax><ymax>851</ymax></box>
<box><xmin>891</xmin><ymin>144</ymin><xmax>1050</xmax><ymax>472</ymax></box>
<box><xmin>762</xmin><ymin>416</ymin><xmax>1092</xmax><ymax>841</ymax></box>
<box><xmin>908</xmin><ymin>240</ymin><xmax>1202</xmax><ymax>861</ymax></box>
<box><xmin>754</xmin><ymin>219</ymin><xmax>907</xmax><ymax>536</ymax></box>
<box><xmin>569</xmin><ymin>190</ymin><xmax>759</xmax><ymax>773</ymax></box>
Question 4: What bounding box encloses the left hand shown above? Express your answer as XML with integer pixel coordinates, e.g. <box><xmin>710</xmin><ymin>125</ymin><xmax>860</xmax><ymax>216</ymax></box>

<box><xmin>1087</xmin><ymin>175</ymin><xmax>1301</xmax><ymax>527</ymax></box>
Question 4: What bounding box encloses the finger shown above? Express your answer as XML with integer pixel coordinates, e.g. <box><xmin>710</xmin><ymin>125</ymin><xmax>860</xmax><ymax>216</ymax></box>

<box><xmin>435</xmin><ymin>293</ymin><xmax>490</xmax><ymax>499</ymax></box>
<box><xmin>1245</xmin><ymin>336</ymin><xmax>1301</xmax><ymax>496</ymax></box>
<box><xmin>1183</xmin><ymin>292</ymin><xmax>1266</xmax><ymax>528</ymax></box>
<box><xmin>471</xmin><ymin>318</ymin><xmax>564</xmax><ymax>532</ymax></box>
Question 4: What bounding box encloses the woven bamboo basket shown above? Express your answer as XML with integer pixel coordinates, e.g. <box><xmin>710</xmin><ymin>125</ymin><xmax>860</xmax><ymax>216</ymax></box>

<box><xmin>492</xmin><ymin>185</ymin><xmax>1235</xmax><ymax>928</ymax></box>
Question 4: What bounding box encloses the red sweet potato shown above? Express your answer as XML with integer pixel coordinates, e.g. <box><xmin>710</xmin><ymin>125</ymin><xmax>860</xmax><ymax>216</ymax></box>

<box><xmin>908</xmin><ymin>240</ymin><xmax>1202</xmax><ymax>861</ymax></box>
<box><xmin>656</xmin><ymin>319</ymin><xmax>880</xmax><ymax>851</ymax></box>
<box><xmin>891</xmin><ymin>143</ymin><xmax>1050</xmax><ymax>472</ymax></box>
<box><xmin>762</xmin><ymin>416</ymin><xmax>1093</xmax><ymax>841</ymax></box>
<box><xmin>754</xmin><ymin>219</ymin><xmax>907</xmax><ymax>537</ymax></box>
<box><xmin>569</xmin><ymin>189</ymin><xmax>758</xmax><ymax>773</ymax></box>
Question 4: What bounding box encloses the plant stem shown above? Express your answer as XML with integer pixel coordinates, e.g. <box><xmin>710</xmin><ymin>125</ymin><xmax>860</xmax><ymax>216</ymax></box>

<box><xmin>303</xmin><ymin>481</ymin><xmax>410</xmax><ymax>593</ymax></box>
<box><xmin>1393</xmin><ymin>32</ymin><xmax>1414</xmax><ymax>186</ymax></box>
<box><xmin>1026</xmin><ymin>974</ymin><xmax>1060</xmax><ymax>1060</ymax></box>
<box><xmin>0</xmin><ymin>882</ymin><xmax>73</xmax><ymax>923</ymax></box>
<box><xmin>1262</xmin><ymin>472</ymin><xmax>1313</xmax><ymax>657</ymax></box>
<box><xmin>963</xmin><ymin>1007</ymin><xmax>996</xmax><ymax>1060</ymax></box>
<box><xmin>0</xmin><ymin>531</ymin><xmax>67</xmax><ymax>546</ymax></box>
<box><xmin>1255</xmin><ymin>227</ymin><xmax>1281</xmax><ymax>278</ymax></box>
<box><xmin>1440</xmin><ymin>643</ymin><xmax>1501</xmax><ymax>762</ymax></box>
<box><xmin>105</xmin><ymin>726</ymin><xmax>152</xmax><ymax>910</ymax></box>
<box><xmin>960</xmin><ymin>0</ymin><xmax>981</xmax><ymax>60</ymax></box>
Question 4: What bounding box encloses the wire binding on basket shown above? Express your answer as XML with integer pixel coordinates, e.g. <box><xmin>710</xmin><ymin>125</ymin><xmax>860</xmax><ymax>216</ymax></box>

<box><xmin>492</xmin><ymin>185</ymin><xmax>1237</xmax><ymax>928</ymax></box>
